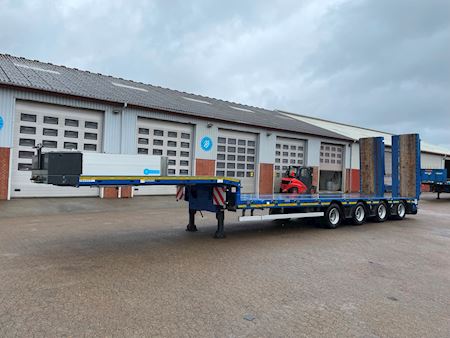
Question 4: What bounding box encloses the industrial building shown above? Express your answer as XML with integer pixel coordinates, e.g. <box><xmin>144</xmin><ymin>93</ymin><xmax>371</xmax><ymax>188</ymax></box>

<box><xmin>0</xmin><ymin>54</ymin><xmax>448</xmax><ymax>200</ymax></box>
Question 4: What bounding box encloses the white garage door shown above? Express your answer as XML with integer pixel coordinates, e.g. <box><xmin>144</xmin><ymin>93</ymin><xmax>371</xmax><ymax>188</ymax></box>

<box><xmin>135</xmin><ymin>118</ymin><xmax>194</xmax><ymax>195</ymax></box>
<box><xmin>275</xmin><ymin>137</ymin><xmax>306</xmax><ymax>172</ymax></box>
<box><xmin>12</xmin><ymin>101</ymin><xmax>103</xmax><ymax>197</ymax></box>
<box><xmin>216</xmin><ymin>129</ymin><xmax>257</xmax><ymax>194</ymax></box>
<box><xmin>320</xmin><ymin>143</ymin><xmax>344</xmax><ymax>171</ymax></box>
<box><xmin>319</xmin><ymin>143</ymin><xmax>344</xmax><ymax>192</ymax></box>
<box><xmin>274</xmin><ymin>137</ymin><xmax>306</xmax><ymax>192</ymax></box>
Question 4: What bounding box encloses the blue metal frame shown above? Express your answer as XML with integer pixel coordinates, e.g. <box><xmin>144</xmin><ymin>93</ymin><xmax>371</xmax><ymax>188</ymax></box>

<box><xmin>374</xmin><ymin>137</ymin><xmax>385</xmax><ymax>196</ymax></box>
<box><xmin>415</xmin><ymin>134</ymin><xmax>421</xmax><ymax>200</ymax></box>
<box><xmin>391</xmin><ymin>135</ymin><xmax>400</xmax><ymax>198</ymax></box>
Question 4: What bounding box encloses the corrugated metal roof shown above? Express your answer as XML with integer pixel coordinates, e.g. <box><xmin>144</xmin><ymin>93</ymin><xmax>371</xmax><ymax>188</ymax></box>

<box><xmin>279</xmin><ymin>111</ymin><xmax>450</xmax><ymax>156</ymax></box>
<box><xmin>0</xmin><ymin>54</ymin><xmax>350</xmax><ymax>141</ymax></box>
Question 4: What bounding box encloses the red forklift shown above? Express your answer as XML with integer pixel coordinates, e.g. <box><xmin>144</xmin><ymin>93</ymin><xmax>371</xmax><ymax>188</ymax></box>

<box><xmin>279</xmin><ymin>166</ymin><xmax>316</xmax><ymax>194</ymax></box>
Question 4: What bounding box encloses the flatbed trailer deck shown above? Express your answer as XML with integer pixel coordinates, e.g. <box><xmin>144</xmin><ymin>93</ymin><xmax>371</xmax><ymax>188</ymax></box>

<box><xmin>69</xmin><ymin>174</ymin><xmax>418</xmax><ymax>238</ymax></box>
<box><xmin>31</xmin><ymin>134</ymin><xmax>421</xmax><ymax>238</ymax></box>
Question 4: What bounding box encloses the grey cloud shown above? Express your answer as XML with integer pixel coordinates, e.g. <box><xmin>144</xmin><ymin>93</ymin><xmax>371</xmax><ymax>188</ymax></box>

<box><xmin>0</xmin><ymin>0</ymin><xmax>449</xmax><ymax>147</ymax></box>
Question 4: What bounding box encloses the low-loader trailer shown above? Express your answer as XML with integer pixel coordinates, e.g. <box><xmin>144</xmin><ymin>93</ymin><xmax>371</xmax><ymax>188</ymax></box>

<box><xmin>31</xmin><ymin>134</ymin><xmax>421</xmax><ymax>238</ymax></box>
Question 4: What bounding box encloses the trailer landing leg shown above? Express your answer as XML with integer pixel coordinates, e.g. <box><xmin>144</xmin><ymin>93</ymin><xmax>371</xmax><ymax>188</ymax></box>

<box><xmin>214</xmin><ymin>210</ymin><xmax>225</xmax><ymax>239</ymax></box>
<box><xmin>186</xmin><ymin>209</ymin><xmax>198</xmax><ymax>232</ymax></box>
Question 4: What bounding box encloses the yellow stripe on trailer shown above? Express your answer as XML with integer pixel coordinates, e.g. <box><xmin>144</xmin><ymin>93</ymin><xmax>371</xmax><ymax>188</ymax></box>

<box><xmin>278</xmin><ymin>203</ymin><xmax>298</xmax><ymax>207</ymax></box>
<box><xmin>79</xmin><ymin>175</ymin><xmax>241</xmax><ymax>183</ymax></box>
<box><xmin>249</xmin><ymin>204</ymin><xmax>275</xmax><ymax>208</ymax></box>
<box><xmin>300</xmin><ymin>202</ymin><xmax>319</xmax><ymax>206</ymax></box>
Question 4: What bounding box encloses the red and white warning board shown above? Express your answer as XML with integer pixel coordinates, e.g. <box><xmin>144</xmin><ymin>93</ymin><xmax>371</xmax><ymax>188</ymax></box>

<box><xmin>212</xmin><ymin>186</ymin><xmax>227</xmax><ymax>206</ymax></box>
<box><xmin>176</xmin><ymin>185</ymin><xmax>185</xmax><ymax>201</ymax></box>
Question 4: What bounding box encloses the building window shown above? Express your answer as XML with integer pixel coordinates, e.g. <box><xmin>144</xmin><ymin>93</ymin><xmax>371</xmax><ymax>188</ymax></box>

<box><xmin>43</xmin><ymin>128</ymin><xmax>58</xmax><ymax>137</ymax></box>
<box><xmin>21</xmin><ymin>113</ymin><xmax>36</xmax><ymax>122</ymax></box>
<box><xmin>85</xmin><ymin>121</ymin><xmax>98</xmax><ymax>129</ymax></box>
<box><xmin>20</xmin><ymin>126</ymin><xmax>36</xmax><ymax>135</ymax></box>
<box><xmin>64</xmin><ymin>142</ymin><xmax>77</xmax><ymax>150</ymax></box>
<box><xmin>44</xmin><ymin>116</ymin><xmax>58</xmax><ymax>125</ymax></box>
<box><xmin>43</xmin><ymin>140</ymin><xmax>57</xmax><ymax>148</ymax></box>
<box><xmin>65</xmin><ymin>119</ymin><xmax>79</xmax><ymax>127</ymax></box>
<box><xmin>84</xmin><ymin>132</ymin><xmax>97</xmax><ymax>140</ymax></box>
<box><xmin>84</xmin><ymin>144</ymin><xmax>97</xmax><ymax>151</ymax></box>
<box><xmin>65</xmin><ymin>130</ymin><xmax>78</xmax><ymax>138</ymax></box>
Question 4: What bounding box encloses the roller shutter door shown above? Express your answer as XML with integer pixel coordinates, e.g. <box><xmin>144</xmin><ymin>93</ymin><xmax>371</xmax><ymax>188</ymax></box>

<box><xmin>12</xmin><ymin>101</ymin><xmax>103</xmax><ymax>197</ymax></box>
<box><xmin>216</xmin><ymin>129</ymin><xmax>257</xmax><ymax>194</ymax></box>
<box><xmin>135</xmin><ymin>118</ymin><xmax>193</xmax><ymax>195</ymax></box>
<box><xmin>274</xmin><ymin>137</ymin><xmax>306</xmax><ymax>192</ymax></box>
<box><xmin>320</xmin><ymin>143</ymin><xmax>343</xmax><ymax>171</ymax></box>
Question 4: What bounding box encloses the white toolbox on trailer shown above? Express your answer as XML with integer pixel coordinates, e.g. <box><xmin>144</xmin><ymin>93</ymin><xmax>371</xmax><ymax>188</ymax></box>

<box><xmin>82</xmin><ymin>153</ymin><xmax>167</xmax><ymax>176</ymax></box>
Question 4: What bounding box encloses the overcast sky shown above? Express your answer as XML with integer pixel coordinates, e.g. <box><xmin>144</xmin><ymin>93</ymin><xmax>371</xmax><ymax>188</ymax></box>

<box><xmin>1</xmin><ymin>0</ymin><xmax>449</xmax><ymax>148</ymax></box>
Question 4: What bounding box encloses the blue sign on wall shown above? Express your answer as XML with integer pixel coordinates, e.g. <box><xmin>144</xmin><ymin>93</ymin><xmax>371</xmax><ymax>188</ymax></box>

<box><xmin>200</xmin><ymin>136</ymin><xmax>213</xmax><ymax>152</ymax></box>
<box><xmin>0</xmin><ymin>116</ymin><xmax>3</xmax><ymax>131</ymax></box>
<box><xmin>144</xmin><ymin>168</ymin><xmax>160</xmax><ymax>175</ymax></box>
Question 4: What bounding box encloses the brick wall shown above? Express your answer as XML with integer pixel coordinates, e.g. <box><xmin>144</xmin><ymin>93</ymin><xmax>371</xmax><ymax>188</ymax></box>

<box><xmin>196</xmin><ymin>159</ymin><xmax>215</xmax><ymax>176</ymax></box>
<box><xmin>0</xmin><ymin>147</ymin><xmax>10</xmax><ymax>200</ymax></box>
<box><xmin>259</xmin><ymin>163</ymin><xmax>274</xmax><ymax>194</ymax></box>
<box><xmin>312</xmin><ymin>166</ymin><xmax>319</xmax><ymax>190</ymax></box>
<box><xmin>346</xmin><ymin>169</ymin><xmax>360</xmax><ymax>193</ymax></box>
<box><xmin>121</xmin><ymin>186</ymin><xmax>133</xmax><ymax>198</ymax></box>
<box><xmin>102</xmin><ymin>187</ymin><xmax>119</xmax><ymax>199</ymax></box>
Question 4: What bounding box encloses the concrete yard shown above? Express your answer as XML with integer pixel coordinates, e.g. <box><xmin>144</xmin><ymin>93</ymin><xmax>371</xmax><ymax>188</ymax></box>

<box><xmin>0</xmin><ymin>193</ymin><xmax>449</xmax><ymax>337</ymax></box>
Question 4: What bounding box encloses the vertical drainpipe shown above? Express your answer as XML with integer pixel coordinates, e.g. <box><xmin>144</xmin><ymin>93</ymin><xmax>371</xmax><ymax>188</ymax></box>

<box><xmin>121</xmin><ymin>102</ymin><xmax>128</xmax><ymax>154</ymax></box>
<box><xmin>349</xmin><ymin>142</ymin><xmax>352</xmax><ymax>193</ymax></box>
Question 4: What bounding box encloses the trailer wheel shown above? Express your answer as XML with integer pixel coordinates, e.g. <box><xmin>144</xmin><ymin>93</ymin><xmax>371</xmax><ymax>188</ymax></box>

<box><xmin>373</xmin><ymin>202</ymin><xmax>388</xmax><ymax>222</ymax></box>
<box><xmin>351</xmin><ymin>203</ymin><xmax>367</xmax><ymax>225</ymax></box>
<box><xmin>393</xmin><ymin>201</ymin><xmax>406</xmax><ymax>220</ymax></box>
<box><xmin>324</xmin><ymin>204</ymin><xmax>342</xmax><ymax>229</ymax></box>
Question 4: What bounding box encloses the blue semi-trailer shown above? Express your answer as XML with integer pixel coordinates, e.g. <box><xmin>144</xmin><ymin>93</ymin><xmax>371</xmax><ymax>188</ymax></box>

<box><xmin>421</xmin><ymin>168</ymin><xmax>450</xmax><ymax>199</ymax></box>
<box><xmin>31</xmin><ymin>134</ymin><xmax>421</xmax><ymax>239</ymax></box>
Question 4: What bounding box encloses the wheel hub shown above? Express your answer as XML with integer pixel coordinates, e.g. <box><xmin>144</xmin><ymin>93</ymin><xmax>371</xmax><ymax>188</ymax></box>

<box><xmin>377</xmin><ymin>204</ymin><xmax>387</xmax><ymax>219</ymax></box>
<box><xmin>355</xmin><ymin>205</ymin><xmax>365</xmax><ymax>222</ymax></box>
<box><xmin>329</xmin><ymin>208</ymin><xmax>340</xmax><ymax>225</ymax></box>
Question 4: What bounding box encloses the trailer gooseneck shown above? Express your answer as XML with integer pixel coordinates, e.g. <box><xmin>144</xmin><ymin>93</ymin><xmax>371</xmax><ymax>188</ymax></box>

<box><xmin>31</xmin><ymin>134</ymin><xmax>421</xmax><ymax>239</ymax></box>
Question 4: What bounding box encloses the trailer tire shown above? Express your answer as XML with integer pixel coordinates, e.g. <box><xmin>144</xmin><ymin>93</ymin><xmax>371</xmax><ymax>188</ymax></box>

<box><xmin>373</xmin><ymin>202</ymin><xmax>388</xmax><ymax>222</ymax></box>
<box><xmin>393</xmin><ymin>201</ymin><xmax>406</xmax><ymax>220</ymax></box>
<box><xmin>351</xmin><ymin>203</ymin><xmax>367</xmax><ymax>225</ymax></box>
<box><xmin>323</xmin><ymin>204</ymin><xmax>342</xmax><ymax>229</ymax></box>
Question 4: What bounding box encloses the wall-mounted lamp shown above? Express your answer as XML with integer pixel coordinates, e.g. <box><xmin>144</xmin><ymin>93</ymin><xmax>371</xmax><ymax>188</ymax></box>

<box><xmin>207</xmin><ymin>122</ymin><xmax>213</xmax><ymax>128</ymax></box>
<box><xmin>266</xmin><ymin>132</ymin><xmax>272</xmax><ymax>137</ymax></box>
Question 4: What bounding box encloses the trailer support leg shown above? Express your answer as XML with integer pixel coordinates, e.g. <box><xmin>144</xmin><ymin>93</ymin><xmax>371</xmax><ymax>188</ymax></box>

<box><xmin>214</xmin><ymin>210</ymin><xmax>225</xmax><ymax>239</ymax></box>
<box><xmin>186</xmin><ymin>209</ymin><xmax>198</xmax><ymax>232</ymax></box>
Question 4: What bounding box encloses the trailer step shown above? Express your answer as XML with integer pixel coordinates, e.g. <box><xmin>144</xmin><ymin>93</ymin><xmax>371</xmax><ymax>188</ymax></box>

<box><xmin>239</xmin><ymin>212</ymin><xmax>324</xmax><ymax>222</ymax></box>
